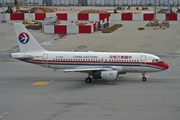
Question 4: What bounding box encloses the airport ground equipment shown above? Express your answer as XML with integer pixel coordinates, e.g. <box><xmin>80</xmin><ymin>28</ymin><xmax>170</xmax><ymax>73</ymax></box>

<box><xmin>25</xmin><ymin>24</ymin><xmax>42</xmax><ymax>30</ymax></box>
<box><xmin>3</xmin><ymin>4</ymin><xmax>13</xmax><ymax>13</ymax></box>
<box><xmin>102</xmin><ymin>24</ymin><xmax>122</xmax><ymax>33</ymax></box>
<box><xmin>43</xmin><ymin>16</ymin><xmax>59</xmax><ymax>25</ymax></box>
<box><xmin>23</xmin><ymin>19</ymin><xmax>38</xmax><ymax>24</ymax></box>
<box><xmin>153</xmin><ymin>16</ymin><xmax>165</xmax><ymax>30</ymax></box>
<box><xmin>170</xmin><ymin>5</ymin><xmax>180</xmax><ymax>13</ymax></box>
<box><xmin>138</xmin><ymin>27</ymin><xmax>144</xmax><ymax>30</ymax></box>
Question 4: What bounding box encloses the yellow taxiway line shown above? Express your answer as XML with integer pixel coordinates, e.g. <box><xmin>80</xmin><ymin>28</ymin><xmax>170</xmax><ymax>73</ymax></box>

<box><xmin>172</xmin><ymin>56</ymin><xmax>180</xmax><ymax>69</ymax></box>
<box><xmin>32</xmin><ymin>79</ymin><xmax>55</xmax><ymax>85</ymax></box>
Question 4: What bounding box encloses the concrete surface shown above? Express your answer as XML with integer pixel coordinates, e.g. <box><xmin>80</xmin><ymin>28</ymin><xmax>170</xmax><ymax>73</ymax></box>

<box><xmin>0</xmin><ymin>18</ymin><xmax>180</xmax><ymax>120</ymax></box>
<box><xmin>0</xmin><ymin>53</ymin><xmax>180</xmax><ymax>120</ymax></box>
<box><xmin>0</xmin><ymin>20</ymin><xmax>180</xmax><ymax>53</ymax></box>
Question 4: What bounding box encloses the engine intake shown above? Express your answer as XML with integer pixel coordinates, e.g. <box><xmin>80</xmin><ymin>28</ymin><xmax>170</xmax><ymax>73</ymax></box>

<box><xmin>101</xmin><ymin>71</ymin><xmax>118</xmax><ymax>81</ymax></box>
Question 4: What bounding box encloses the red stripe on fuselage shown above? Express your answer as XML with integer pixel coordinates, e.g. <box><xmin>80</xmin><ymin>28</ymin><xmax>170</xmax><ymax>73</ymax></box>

<box><xmin>19</xmin><ymin>59</ymin><xmax>168</xmax><ymax>69</ymax></box>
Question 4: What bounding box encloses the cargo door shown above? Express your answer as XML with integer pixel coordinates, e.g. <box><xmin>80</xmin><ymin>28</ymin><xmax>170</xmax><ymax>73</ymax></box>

<box><xmin>110</xmin><ymin>0</ymin><xmax>114</xmax><ymax>6</ymax></box>
<box><xmin>56</xmin><ymin>0</ymin><xmax>61</xmax><ymax>5</ymax></box>
<box><xmin>132</xmin><ymin>0</ymin><xmax>136</xmax><ymax>5</ymax></box>
<box><xmin>119</xmin><ymin>0</ymin><xmax>123</xmax><ymax>5</ymax></box>
<box><xmin>156</xmin><ymin>0</ymin><xmax>160</xmax><ymax>5</ymax></box>
<box><xmin>142</xmin><ymin>0</ymin><xmax>146</xmax><ymax>5</ymax></box>
<box><xmin>140</xmin><ymin>56</ymin><xmax>146</xmax><ymax>66</ymax></box>
<box><xmin>164</xmin><ymin>0</ymin><xmax>168</xmax><ymax>5</ymax></box>
<box><xmin>128</xmin><ymin>0</ymin><xmax>132</xmax><ymax>5</ymax></box>
<box><xmin>96</xmin><ymin>0</ymin><xmax>100</xmax><ymax>5</ymax></box>
<box><xmin>82</xmin><ymin>0</ymin><xmax>87</xmax><ymax>6</ymax></box>
<box><xmin>173</xmin><ymin>0</ymin><xmax>178</xmax><ymax>5</ymax></box>
<box><xmin>115</xmin><ymin>0</ymin><xmax>118</xmax><ymax>5</ymax></box>
<box><xmin>146</xmin><ymin>0</ymin><xmax>151</xmax><ymax>5</ymax></box>
<box><xmin>160</xmin><ymin>0</ymin><xmax>164</xmax><ymax>5</ymax></box>
<box><xmin>137</xmin><ymin>0</ymin><xmax>141</xmax><ymax>5</ymax></box>
<box><xmin>123</xmin><ymin>0</ymin><xmax>128</xmax><ymax>5</ymax></box>
<box><xmin>74</xmin><ymin>0</ymin><xmax>78</xmax><ymax>6</ymax></box>
<box><xmin>65</xmin><ymin>0</ymin><xmax>70</xmax><ymax>6</ymax></box>
<box><xmin>151</xmin><ymin>0</ymin><xmax>154</xmax><ymax>5</ymax></box>
<box><xmin>92</xmin><ymin>0</ymin><xmax>96</xmax><ymax>5</ymax></box>
<box><xmin>105</xmin><ymin>0</ymin><xmax>110</xmax><ymax>5</ymax></box>
<box><xmin>100</xmin><ymin>0</ymin><xmax>105</xmax><ymax>5</ymax></box>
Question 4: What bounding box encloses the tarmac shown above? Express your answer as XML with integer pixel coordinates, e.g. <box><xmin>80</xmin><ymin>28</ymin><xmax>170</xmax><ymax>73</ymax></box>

<box><xmin>0</xmin><ymin>20</ymin><xmax>180</xmax><ymax>53</ymax></box>
<box><xmin>0</xmin><ymin>53</ymin><xmax>180</xmax><ymax>120</ymax></box>
<box><xmin>0</xmin><ymin>14</ymin><xmax>180</xmax><ymax>120</ymax></box>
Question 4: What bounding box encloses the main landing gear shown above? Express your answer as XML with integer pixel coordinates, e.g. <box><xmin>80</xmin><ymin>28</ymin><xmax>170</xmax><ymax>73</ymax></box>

<box><xmin>85</xmin><ymin>77</ymin><xmax>92</xmax><ymax>83</ymax></box>
<box><xmin>85</xmin><ymin>73</ymin><xmax>93</xmax><ymax>83</ymax></box>
<box><xmin>142</xmin><ymin>72</ymin><xmax>147</xmax><ymax>81</ymax></box>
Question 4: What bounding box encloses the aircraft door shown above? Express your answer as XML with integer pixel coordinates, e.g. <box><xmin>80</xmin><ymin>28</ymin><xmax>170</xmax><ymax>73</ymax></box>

<box><xmin>140</xmin><ymin>55</ymin><xmax>146</xmax><ymax>66</ymax></box>
<box><xmin>42</xmin><ymin>53</ymin><xmax>48</xmax><ymax>64</ymax></box>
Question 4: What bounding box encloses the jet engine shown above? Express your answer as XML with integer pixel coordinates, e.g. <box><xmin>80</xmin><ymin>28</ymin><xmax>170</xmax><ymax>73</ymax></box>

<box><xmin>93</xmin><ymin>71</ymin><xmax>119</xmax><ymax>81</ymax></box>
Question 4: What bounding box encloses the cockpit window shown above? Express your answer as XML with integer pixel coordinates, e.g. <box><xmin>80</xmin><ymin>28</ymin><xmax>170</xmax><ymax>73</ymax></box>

<box><xmin>152</xmin><ymin>59</ymin><xmax>164</xmax><ymax>62</ymax></box>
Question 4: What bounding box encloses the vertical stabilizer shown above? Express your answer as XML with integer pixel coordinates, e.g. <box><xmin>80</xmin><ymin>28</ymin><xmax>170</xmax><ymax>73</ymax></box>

<box><xmin>14</xmin><ymin>23</ymin><xmax>46</xmax><ymax>52</ymax></box>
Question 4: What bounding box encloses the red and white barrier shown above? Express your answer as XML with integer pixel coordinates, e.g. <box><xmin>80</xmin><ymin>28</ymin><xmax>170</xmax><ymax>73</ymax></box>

<box><xmin>178</xmin><ymin>14</ymin><xmax>180</xmax><ymax>21</ymax></box>
<box><xmin>67</xmin><ymin>25</ymin><xmax>79</xmax><ymax>33</ymax></box>
<box><xmin>44</xmin><ymin>25</ymin><xmax>54</xmax><ymax>33</ymax></box>
<box><xmin>24</xmin><ymin>13</ymin><xmax>35</xmax><ymax>20</ymax></box>
<box><xmin>1</xmin><ymin>13</ymin><xmax>180</xmax><ymax>21</ymax></box>
<box><xmin>132</xmin><ymin>14</ymin><xmax>143</xmax><ymax>21</ymax></box>
<box><xmin>67</xmin><ymin>13</ymin><xmax>77</xmax><ymax>21</ymax></box>
<box><xmin>43</xmin><ymin>21</ymin><xmax>101</xmax><ymax>34</ymax></box>
<box><xmin>110</xmin><ymin>14</ymin><xmax>121</xmax><ymax>21</ymax></box>
<box><xmin>89</xmin><ymin>13</ymin><xmax>99</xmax><ymax>21</ymax></box>
<box><xmin>156</xmin><ymin>14</ymin><xmax>165</xmax><ymax>21</ymax></box>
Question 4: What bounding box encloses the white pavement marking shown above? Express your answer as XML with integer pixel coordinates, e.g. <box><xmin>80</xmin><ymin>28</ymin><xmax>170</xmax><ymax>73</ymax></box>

<box><xmin>0</xmin><ymin>112</ymin><xmax>10</xmax><ymax>119</ymax></box>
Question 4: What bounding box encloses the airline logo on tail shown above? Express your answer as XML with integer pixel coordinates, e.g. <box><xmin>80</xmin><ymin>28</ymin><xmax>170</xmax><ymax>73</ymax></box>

<box><xmin>18</xmin><ymin>32</ymin><xmax>29</xmax><ymax>44</ymax></box>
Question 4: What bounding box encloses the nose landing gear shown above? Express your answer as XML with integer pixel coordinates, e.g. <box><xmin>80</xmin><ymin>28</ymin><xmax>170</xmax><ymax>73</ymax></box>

<box><xmin>142</xmin><ymin>72</ymin><xmax>147</xmax><ymax>81</ymax></box>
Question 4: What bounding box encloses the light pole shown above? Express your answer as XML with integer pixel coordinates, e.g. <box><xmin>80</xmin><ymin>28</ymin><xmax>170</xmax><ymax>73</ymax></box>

<box><xmin>1</xmin><ymin>0</ymin><xmax>6</xmax><ymax>23</ymax></box>
<box><xmin>168</xmin><ymin>0</ymin><xmax>170</xmax><ymax>13</ymax></box>
<box><xmin>38</xmin><ymin>0</ymin><xmax>39</xmax><ymax>13</ymax></box>
<box><xmin>154</xmin><ymin>0</ymin><xmax>156</xmax><ymax>16</ymax></box>
<box><xmin>28</xmin><ymin>0</ymin><xmax>30</xmax><ymax>19</ymax></box>
<box><xmin>114</xmin><ymin>0</ymin><xmax>117</xmax><ymax>13</ymax></box>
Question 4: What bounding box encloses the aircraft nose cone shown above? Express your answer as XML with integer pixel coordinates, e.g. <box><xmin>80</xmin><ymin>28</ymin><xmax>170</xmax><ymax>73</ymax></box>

<box><xmin>164</xmin><ymin>62</ymin><xmax>169</xmax><ymax>69</ymax></box>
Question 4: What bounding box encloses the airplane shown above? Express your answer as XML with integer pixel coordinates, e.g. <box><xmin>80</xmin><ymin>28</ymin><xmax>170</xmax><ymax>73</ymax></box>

<box><xmin>11</xmin><ymin>23</ymin><xmax>169</xmax><ymax>83</ymax></box>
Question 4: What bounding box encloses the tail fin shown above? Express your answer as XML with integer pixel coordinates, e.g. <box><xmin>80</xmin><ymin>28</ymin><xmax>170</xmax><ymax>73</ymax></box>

<box><xmin>14</xmin><ymin>23</ymin><xmax>46</xmax><ymax>52</ymax></box>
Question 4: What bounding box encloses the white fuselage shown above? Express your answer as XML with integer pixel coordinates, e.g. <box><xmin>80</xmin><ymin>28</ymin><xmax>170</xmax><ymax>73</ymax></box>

<box><xmin>12</xmin><ymin>51</ymin><xmax>168</xmax><ymax>73</ymax></box>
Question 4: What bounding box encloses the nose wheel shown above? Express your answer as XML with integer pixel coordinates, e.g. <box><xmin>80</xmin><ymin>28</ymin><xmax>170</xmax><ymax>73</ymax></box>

<box><xmin>142</xmin><ymin>72</ymin><xmax>147</xmax><ymax>81</ymax></box>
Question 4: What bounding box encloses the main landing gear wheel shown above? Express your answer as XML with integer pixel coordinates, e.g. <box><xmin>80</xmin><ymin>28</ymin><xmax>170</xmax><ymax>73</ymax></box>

<box><xmin>85</xmin><ymin>77</ymin><xmax>92</xmax><ymax>83</ymax></box>
<box><xmin>142</xmin><ymin>72</ymin><xmax>147</xmax><ymax>82</ymax></box>
<box><xmin>142</xmin><ymin>77</ymin><xmax>147</xmax><ymax>81</ymax></box>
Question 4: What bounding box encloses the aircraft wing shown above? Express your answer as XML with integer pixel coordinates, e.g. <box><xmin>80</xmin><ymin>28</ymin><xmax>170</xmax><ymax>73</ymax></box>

<box><xmin>55</xmin><ymin>67</ymin><xmax>113</xmax><ymax>73</ymax></box>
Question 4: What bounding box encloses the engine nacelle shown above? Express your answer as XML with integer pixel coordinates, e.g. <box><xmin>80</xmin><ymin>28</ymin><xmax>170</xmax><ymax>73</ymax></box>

<box><xmin>101</xmin><ymin>71</ymin><xmax>118</xmax><ymax>81</ymax></box>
